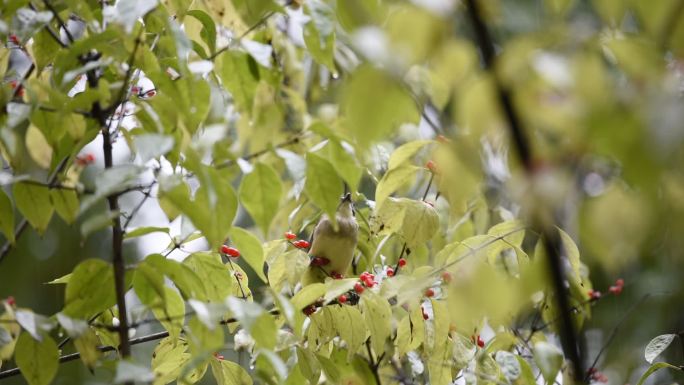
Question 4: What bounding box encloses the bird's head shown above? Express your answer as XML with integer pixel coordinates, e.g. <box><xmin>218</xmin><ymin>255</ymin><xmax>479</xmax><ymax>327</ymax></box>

<box><xmin>337</xmin><ymin>192</ymin><xmax>355</xmax><ymax>218</ymax></box>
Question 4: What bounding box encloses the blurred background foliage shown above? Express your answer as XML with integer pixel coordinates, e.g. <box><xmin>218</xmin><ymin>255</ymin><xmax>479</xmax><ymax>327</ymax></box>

<box><xmin>1</xmin><ymin>0</ymin><xmax>684</xmax><ymax>384</ymax></box>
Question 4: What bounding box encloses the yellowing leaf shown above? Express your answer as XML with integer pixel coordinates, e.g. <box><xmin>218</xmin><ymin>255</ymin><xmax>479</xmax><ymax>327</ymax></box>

<box><xmin>239</xmin><ymin>163</ymin><xmax>282</xmax><ymax>236</ymax></box>
<box><xmin>12</xmin><ymin>182</ymin><xmax>54</xmax><ymax>234</ymax></box>
<box><xmin>25</xmin><ymin>125</ymin><xmax>52</xmax><ymax>169</ymax></box>
<box><xmin>210</xmin><ymin>357</ymin><xmax>253</xmax><ymax>385</ymax></box>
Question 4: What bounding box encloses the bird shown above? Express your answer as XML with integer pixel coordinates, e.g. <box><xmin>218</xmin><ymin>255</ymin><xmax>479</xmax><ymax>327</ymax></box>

<box><xmin>301</xmin><ymin>193</ymin><xmax>359</xmax><ymax>285</ymax></box>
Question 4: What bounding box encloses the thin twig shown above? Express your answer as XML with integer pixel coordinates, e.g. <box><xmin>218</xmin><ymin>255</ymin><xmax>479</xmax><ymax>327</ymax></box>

<box><xmin>42</xmin><ymin>0</ymin><xmax>75</xmax><ymax>43</ymax></box>
<box><xmin>464</xmin><ymin>0</ymin><xmax>584</xmax><ymax>380</ymax></box>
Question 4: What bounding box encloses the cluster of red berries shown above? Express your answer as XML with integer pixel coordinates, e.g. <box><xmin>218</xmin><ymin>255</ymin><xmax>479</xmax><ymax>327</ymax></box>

<box><xmin>359</xmin><ymin>271</ymin><xmax>376</xmax><ymax>288</ymax></box>
<box><xmin>608</xmin><ymin>278</ymin><xmax>624</xmax><ymax>295</ymax></box>
<box><xmin>471</xmin><ymin>334</ymin><xmax>485</xmax><ymax>348</ymax></box>
<box><xmin>588</xmin><ymin>278</ymin><xmax>624</xmax><ymax>300</ymax></box>
<box><xmin>131</xmin><ymin>86</ymin><xmax>157</xmax><ymax>99</ymax></box>
<box><xmin>285</xmin><ymin>231</ymin><xmax>310</xmax><ymax>249</ymax></box>
<box><xmin>220</xmin><ymin>245</ymin><xmax>240</xmax><ymax>258</ymax></box>
<box><xmin>75</xmin><ymin>153</ymin><xmax>96</xmax><ymax>166</ymax></box>
<box><xmin>587</xmin><ymin>368</ymin><xmax>608</xmax><ymax>383</ymax></box>
<box><xmin>8</xmin><ymin>80</ymin><xmax>24</xmax><ymax>97</ymax></box>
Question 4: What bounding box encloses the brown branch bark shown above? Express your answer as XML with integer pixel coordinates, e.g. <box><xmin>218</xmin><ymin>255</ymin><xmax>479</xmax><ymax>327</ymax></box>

<box><xmin>464</xmin><ymin>0</ymin><xmax>585</xmax><ymax>381</ymax></box>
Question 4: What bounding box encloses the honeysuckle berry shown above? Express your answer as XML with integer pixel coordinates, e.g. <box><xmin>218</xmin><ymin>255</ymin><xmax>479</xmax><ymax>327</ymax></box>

<box><xmin>220</xmin><ymin>245</ymin><xmax>240</xmax><ymax>257</ymax></box>
<box><xmin>9</xmin><ymin>35</ymin><xmax>19</xmax><ymax>45</ymax></box>
<box><xmin>310</xmin><ymin>257</ymin><xmax>330</xmax><ymax>266</ymax></box>
<box><xmin>284</xmin><ymin>231</ymin><xmax>297</xmax><ymax>240</ymax></box>
<box><xmin>588</xmin><ymin>289</ymin><xmax>601</xmax><ymax>300</ymax></box>
<box><xmin>331</xmin><ymin>271</ymin><xmax>343</xmax><ymax>279</ymax></box>
<box><xmin>608</xmin><ymin>285</ymin><xmax>622</xmax><ymax>295</ymax></box>
<box><xmin>477</xmin><ymin>336</ymin><xmax>485</xmax><ymax>348</ymax></box>
<box><xmin>354</xmin><ymin>282</ymin><xmax>365</xmax><ymax>294</ymax></box>
<box><xmin>6</xmin><ymin>296</ymin><xmax>15</xmax><ymax>306</ymax></box>
<box><xmin>425</xmin><ymin>288</ymin><xmax>435</xmax><ymax>298</ymax></box>
<box><xmin>615</xmin><ymin>278</ymin><xmax>624</xmax><ymax>287</ymax></box>
<box><xmin>338</xmin><ymin>294</ymin><xmax>347</xmax><ymax>304</ymax></box>
<box><xmin>398</xmin><ymin>258</ymin><xmax>407</xmax><ymax>267</ymax></box>
<box><xmin>386</xmin><ymin>267</ymin><xmax>394</xmax><ymax>277</ymax></box>
<box><xmin>293</xmin><ymin>240</ymin><xmax>310</xmax><ymax>249</ymax></box>
<box><xmin>426</xmin><ymin>160</ymin><xmax>437</xmax><ymax>173</ymax></box>
<box><xmin>441</xmin><ymin>271</ymin><xmax>452</xmax><ymax>283</ymax></box>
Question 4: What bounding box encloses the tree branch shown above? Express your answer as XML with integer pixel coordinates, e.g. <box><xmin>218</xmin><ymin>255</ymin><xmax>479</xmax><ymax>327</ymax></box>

<box><xmin>464</xmin><ymin>0</ymin><xmax>584</xmax><ymax>381</ymax></box>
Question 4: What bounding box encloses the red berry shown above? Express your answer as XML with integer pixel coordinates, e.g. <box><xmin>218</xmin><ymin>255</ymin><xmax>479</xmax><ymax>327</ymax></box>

<box><xmin>354</xmin><ymin>282</ymin><xmax>365</xmax><ymax>294</ymax></box>
<box><xmin>9</xmin><ymin>80</ymin><xmax>17</xmax><ymax>89</ymax></box>
<box><xmin>331</xmin><ymin>271</ymin><xmax>343</xmax><ymax>279</ymax></box>
<box><xmin>85</xmin><ymin>153</ymin><xmax>95</xmax><ymax>163</ymax></box>
<box><xmin>608</xmin><ymin>285</ymin><xmax>622</xmax><ymax>295</ymax></box>
<box><xmin>310</xmin><ymin>257</ymin><xmax>330</xmax><ymax>266</ymax></box>
<box><xmin>221</xmin><ymin>246</ymin><xmax>240</xmax><ymax>257</ymax></box>
<box><xmin>9</xmin><ymin>34</ymin><xmax>19</xmax><ymax>44</ymax></box>
<box><xmin>338</xmin><ymin>294</ymin><xmax>347</xmax><ymax>304</ymax></box>
<box><xmin>360</xmin><ymin>272</ymin><xmax>370</xmax><ymax>280</ymax></box>
<box><xmin>284</xmin><ymin>231</ymin><xmax>297</xmax><ymax>240</ymax></box>
<box><xmin>477</xmin><ymin>336</ymin><xmax>485</xmax><ymax>348</ymax></box>
<box><xmin>6</xmin><ymin>296</ymin><xmax>15</xmax><ymax>306</ymax></box>
<box><xmin>615</xmin><ymin>278</ymin><xmax>624</xmax><ymax>287</ymax></box>
<box><xmin>426</xmin><ymin>160</ymin><xmax>437</xmax><ymax>173</ymax></box>
<box><xmin>386</xmin><ymin>267</ymin><xmax>394</xmax><ymax>277</ymax></box>
<box><xmin>588</xmin><ymin>289</ymin><xmax>601</xmax><ymax>300</ymax></box>
<box><xmin>398</xmin><ymin>258</ymin><xmax>407</xmax><ymax>268</ymax></box>
<box><xmin>294</xmin><ymin>240</ymin><xmax>310</xmax><ymax>249</ymax></box>
<box><xmin>425</xmin><ymin>288</ymin><xmax>435</xmax><ymax>298</ymax></box>
<box><xmin>441</xmin><ymin>271</ymin><xmax>452</xmax><ymax>283</ymax></box>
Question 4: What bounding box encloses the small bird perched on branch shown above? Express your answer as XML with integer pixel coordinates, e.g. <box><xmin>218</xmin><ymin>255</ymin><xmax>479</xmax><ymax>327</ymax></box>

<box><xmin>302</xmin><ymin>193</ymin><xmax>359</xmax><ymax>285</ymax></box>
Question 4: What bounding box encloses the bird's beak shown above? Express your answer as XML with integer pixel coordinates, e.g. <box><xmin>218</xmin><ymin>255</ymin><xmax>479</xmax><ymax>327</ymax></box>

<box><xmin>341</xmin><ymin>192</ymin><xmax>352</xmax><ymax>203</ymax></box>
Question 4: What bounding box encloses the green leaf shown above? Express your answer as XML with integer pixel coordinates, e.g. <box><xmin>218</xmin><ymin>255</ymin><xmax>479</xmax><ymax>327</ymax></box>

<box><xmin>533</xmin><ymin>342</ymin><xmax>563</xmax><ymax>385</ymax></box>
<box><xmin>124</xmin><ymin>226</ymin><xmax>170</xmax><ymax>239</ymax></box>
<box><xmin>387</xmin><ymin>140</ymin><xmax>433</xmax><ymax>170</ymax></box>
<box><xmin>238</xmin><ymin>163</ymin><xmax>282</xmax><ymax>236</ymax></box>
<box><xmin>375</xmin><ymin>165</ymin><xmax>420</xmax><ymax>209</ymax></box>
<box><xmin>152</xmin><ymin>287</ymin><xmax>186</xmax><ymax>339</ymax></box>
<box><xmin>303</xmin><ymin>1</ymin><xmax>336</xmax><ymax>72</ymax></box>
<box><xmin>73</xmin><ymin>330</ymin><xmax>101</xmax><ymax>369</ymax></box>
<box><xmin>63</xmin><ymin>259</ymin><xmax>117</xmax><ymax>318</ymax></box>
<box><xmin>326</xmin><ymin>140</ymin><xmax>362</xmax><ymax>193</ymax></box>
<box><xmin>152</xmin><ymin>337</ymin><xmax>191</xmax><ymax>384</ymax></box>
<box><xmin>341</xmin><ymin>65</ymin><xmax>419</xmax><ymax>149</ymax></box>
<box><xmin>187</xmin><ymin>10</ymin><xmax>217</xmax><ymax>54</ymax></box>
<box><xmin>305</xmin><ymin>152</ymin><xmax>343</xmax><ymax>225</ymax></box>
<box><xmin>0</xmin><ymin>189</ymin><xmax>15</xmax><ymax>244</ymax></box>
<box><xmin>210</xmin><ymin>358</ymin><xmax>253</xmax><ymax>385</ymax></box>
<box><xmin>12</xmin><ymin>182</ymin><xmax>54</xmax><ymax>234</ymax></box>
<box><xmin>229</xmin><ymin>227</ymin><xmax>267</xmax><ymax>282</ymax></box>
<box><xmin>50</xmin><ymin>189</ymin><xmax>79</xmax><ymax>224</ymax></box>
<box><xmin>183</xmin><ymin>252</ymin><xmax>233</xmax><ymax>301</ymax></box>
<box><xmin>267</xmin><ymin>249</ymin><xmax>310</xmax><ymax>292</ymax></box>
<box><xmin>133</xmin><ymin>262</ymin><xmax>167</xmax><ymax>308</ymax></box>
<box><xmin>636</xmin><ymin>362</ymin><xmax>683</xmax><ymax>385</ymax></box>
<box><xmin>374</xmin><ymin>197</ymin><xmax>439</xmax><ymax>248</ymax></box>
<box><xmin>32</xmin><ymin>28</ymin><xmax>60</xmax><ymax>73</ymax></box>
<box><xmin>217</xmin><ymin>51</ymin><xmax>259</xmax><ymax>112</ymax></box>
<box><xmin>15</xmin><ymin>332</ymin><xmax>59</xmax><ymax>385</ymax></box>
<box><xmin>360</xmin><ymin>291</ymin><xmax>391</xmax><ymax>356</ymax></box>
<box><xmin>645</xmin><ymin>334</ymin><xmax>677</xmax><ymax>364</ymax></box>
<box><xmin>159</xmin><ymin>163</ymin><xmax>237</xmax><ymax>249</ymax></box>
<box><xmin>144</xmin><ymin>253</ymin><xmax>207</xmax><ymax>300</ymax></box>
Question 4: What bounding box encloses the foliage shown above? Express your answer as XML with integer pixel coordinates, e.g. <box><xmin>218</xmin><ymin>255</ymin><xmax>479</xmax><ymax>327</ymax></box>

<box><xmin>1</xmin><ymin>0</ymin><xmax>684</xmax><ymax>384</ymax></box>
